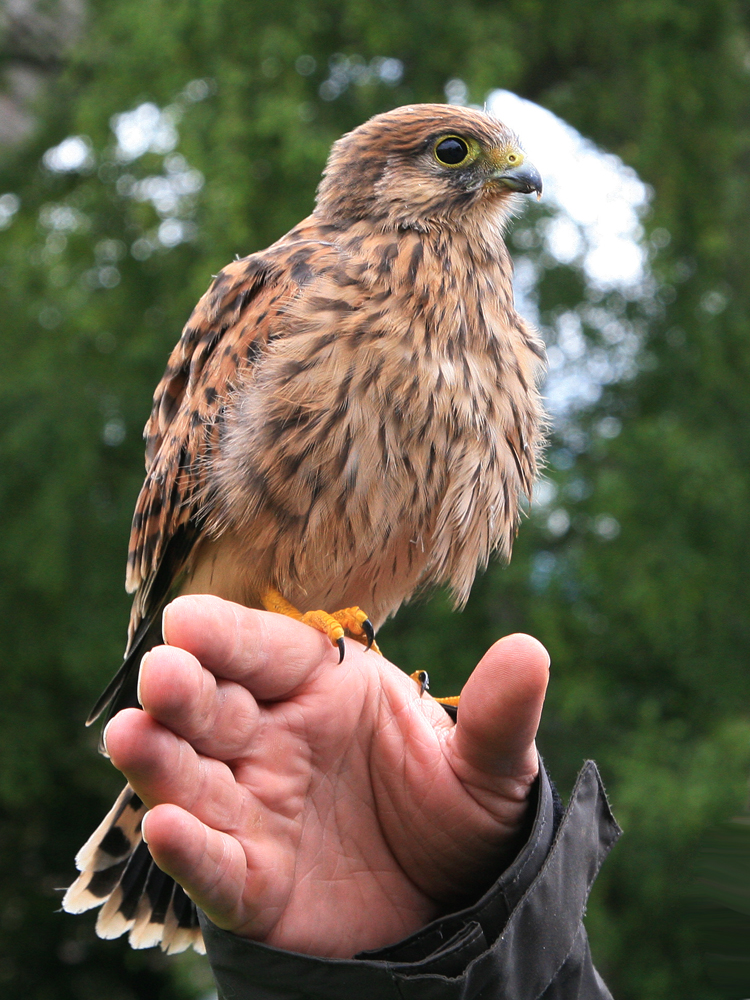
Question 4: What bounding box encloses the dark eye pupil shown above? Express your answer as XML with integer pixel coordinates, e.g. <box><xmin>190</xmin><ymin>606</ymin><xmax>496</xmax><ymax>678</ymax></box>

<box><xmin>435</xmin><ymin>137</ymin><xmax>469</xmax><ymax>165</ymax></box>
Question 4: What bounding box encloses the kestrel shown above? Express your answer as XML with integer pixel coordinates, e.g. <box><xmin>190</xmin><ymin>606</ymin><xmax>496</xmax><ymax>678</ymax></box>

<box><xmin>63</xmin><ymin>103</ymin><xmax>546</xmax><ymax>953</ymax></box>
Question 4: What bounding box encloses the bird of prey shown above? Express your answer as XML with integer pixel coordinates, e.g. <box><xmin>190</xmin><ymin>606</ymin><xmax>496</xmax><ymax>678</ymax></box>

<box><xmin>63</xmin><ymin>103</ymin><xmax>546</xmax><ymax>953</ymax></box>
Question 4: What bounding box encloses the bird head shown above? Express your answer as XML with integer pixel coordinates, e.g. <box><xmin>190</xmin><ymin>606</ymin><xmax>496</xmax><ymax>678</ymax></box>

<box><xmin>315</xmin><ymin>104</ymin><xmax>542</xmax><ymax>232</ymax></box>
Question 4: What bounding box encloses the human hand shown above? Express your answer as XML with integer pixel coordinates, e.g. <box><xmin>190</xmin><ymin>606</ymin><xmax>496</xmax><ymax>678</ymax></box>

<box><xmin>103</xmin><ymin>595</ymin><xmax>549</xmax><ymax>958</ymax></box>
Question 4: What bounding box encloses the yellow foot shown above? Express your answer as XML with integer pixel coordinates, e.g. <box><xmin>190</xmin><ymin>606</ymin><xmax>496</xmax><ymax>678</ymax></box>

<box><xmin>331</xmin><ymin>608</ymin><xmax>381</xmax><ymax>655</ymax></box>
<box><xmin>260</xmin><ymin>587</ymin><xmax>377</xmax><ymax>663</ymax></box>
<box><xmin>435</xmin><ymin>695</ymin><xmax>460</xmax><ymax>708</ymax></box>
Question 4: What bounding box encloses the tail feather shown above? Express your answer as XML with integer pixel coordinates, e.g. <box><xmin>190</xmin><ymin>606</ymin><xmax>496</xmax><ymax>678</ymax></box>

<box><xmin>74</xmin><ymin>785</ymin><xmax>143</xmax><ymax>873</ymax></box>
<box><xmin>70</xmin><ymin>526</ymin><xmax>204</xmax><ymax>952</ymax></box>
<box><xmin>145</xmin><ymin>862</ymin><xmax>178</xmax><ymax>926</ymax></box>
<box><xmin>63</xmin><ymin>784</ymin><xmax>204</xmax><ymax>954</ymax></box>
<box><xmin>128</xmin><ymin>866</ymin><xmax>178</xmax><ymax>949</ymax></box>
<box><xmin>97</xmin><ymin>839</ymin><xmax>153</xmax><ymax>935</ymax></box>
<box><xmin>162</xmin><ymin>882</ymin><xmax>205</xmax><ymax>955</ymax></box>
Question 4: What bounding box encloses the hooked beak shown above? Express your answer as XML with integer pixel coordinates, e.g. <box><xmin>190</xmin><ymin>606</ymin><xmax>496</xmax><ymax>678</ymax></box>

<box><xmin>493</xmin><ymin>160</ymin><xmax>543</xmax><ymax>199</ymax></box>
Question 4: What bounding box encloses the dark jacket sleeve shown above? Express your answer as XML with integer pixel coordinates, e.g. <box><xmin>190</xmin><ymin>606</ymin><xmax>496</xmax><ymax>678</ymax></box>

<box><xmin>200</xmin><ymin>761</ymin><xmax>621</xmax><ymax>1000</ymax></box>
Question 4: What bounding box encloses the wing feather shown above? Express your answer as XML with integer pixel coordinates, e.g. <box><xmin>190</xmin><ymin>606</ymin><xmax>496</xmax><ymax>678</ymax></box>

<box><xmin>126</xmin><ymin>256</ymin><xmax>277</xmax><ymax>607</ymax></box>
<box><xmin>87</xmin><ymin>232</ymin><xmax>348</xmax><ymax>724</ymax></box>
<box><xmin>122</xmin><ymin>239</ymin><xmax>355</xmax><ymax>657</ymax></box>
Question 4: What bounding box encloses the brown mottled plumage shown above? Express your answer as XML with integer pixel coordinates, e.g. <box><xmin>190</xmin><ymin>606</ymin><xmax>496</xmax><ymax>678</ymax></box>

<box><xmin>63</xmin><ymin>104</ymin><xmax>546</xmax><ymax>953</ymax></box>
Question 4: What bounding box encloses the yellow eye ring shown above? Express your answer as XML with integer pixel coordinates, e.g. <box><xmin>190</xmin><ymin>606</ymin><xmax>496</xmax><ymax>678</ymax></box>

<box><xmin>434</xmin><ymin>135</ymin><xmax>471</xmax><ymax>167</ymax></box>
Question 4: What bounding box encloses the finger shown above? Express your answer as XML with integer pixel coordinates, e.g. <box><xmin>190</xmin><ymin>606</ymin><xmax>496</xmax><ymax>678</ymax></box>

<box><xmin>104</xmin><ymin>708</ymin><xmax>245</xmax><ymax>832</ymax></box>
<box><xmin>163</xmin><ymin>595</ymin><xmax>342</xmax><ymax>699</ymax></box>
<box><xmin>137</xmin><ymin>644</ymin><xmax>261</xmax><ymax>760</ymax></box>
<box><xmin>141</xmin><ymin>804</ymin><xmax>251</xmax><ymax>931</ymax></box>
<box><xmin>449</xmin><ymin>634</ymin><xmax>549</xmax><ymax>792</ymax></box>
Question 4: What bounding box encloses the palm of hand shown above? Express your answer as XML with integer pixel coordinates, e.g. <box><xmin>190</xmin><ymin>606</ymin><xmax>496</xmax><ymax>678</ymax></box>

<box><xmin>105</xmin><ymin>596</ymin><xmax>547</xmax><ymax>958</ymax></box>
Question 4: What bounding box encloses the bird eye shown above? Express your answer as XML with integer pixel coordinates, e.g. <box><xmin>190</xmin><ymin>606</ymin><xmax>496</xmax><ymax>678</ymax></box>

<box><xmin>434</xmin><ymin>136</ymin><xmax>470</xmax><ymax>166</ymax></box>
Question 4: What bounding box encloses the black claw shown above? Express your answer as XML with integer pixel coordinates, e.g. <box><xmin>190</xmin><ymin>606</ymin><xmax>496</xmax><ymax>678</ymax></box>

<box><xmin>336</xmin><ymin>637</ymin><xmax>346</xmax><ymax>663</ymax></box>
<box><xmin>362</xmin><ymin>618</ymin><xmax>375</xmax><ymax>650</ymax></box>
<box><xmin>417</xmin><ymin>670</ymin><xmax>430</xmax><ymax>696</ymax></box>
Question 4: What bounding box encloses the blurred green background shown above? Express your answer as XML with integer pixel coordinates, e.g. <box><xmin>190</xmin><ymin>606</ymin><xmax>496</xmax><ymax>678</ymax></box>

<box><xmin>2</xmin><ymin>0</ymin><xmax>750</xmax><ymax>997</ymax></box>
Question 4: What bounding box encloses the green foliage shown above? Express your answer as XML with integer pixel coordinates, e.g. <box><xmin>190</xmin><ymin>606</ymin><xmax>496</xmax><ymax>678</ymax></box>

<box><xmin>2</xmin><ymin>1</ymin><xmax>750</xmax><ymax>996</ymax></box>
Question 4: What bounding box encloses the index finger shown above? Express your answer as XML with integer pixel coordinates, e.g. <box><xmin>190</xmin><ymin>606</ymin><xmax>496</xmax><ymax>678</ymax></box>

<box><xmin>162</xmin><ymin>595</ymin><xmax>345</xmax><ymax>700</ymax></box>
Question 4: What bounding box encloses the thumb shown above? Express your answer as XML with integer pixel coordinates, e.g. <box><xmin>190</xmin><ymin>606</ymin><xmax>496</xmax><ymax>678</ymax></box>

<box><xmin>448</xmin><ymin>634</ymin><xmax>550</xmax><ymax>791</ymax></box>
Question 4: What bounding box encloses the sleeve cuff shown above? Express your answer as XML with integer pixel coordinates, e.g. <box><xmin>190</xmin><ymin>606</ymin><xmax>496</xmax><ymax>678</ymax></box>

<box><xmin>200</xmin><ymin>761</ymin><xmax>621</xmax><ymax>1000</ymax></box>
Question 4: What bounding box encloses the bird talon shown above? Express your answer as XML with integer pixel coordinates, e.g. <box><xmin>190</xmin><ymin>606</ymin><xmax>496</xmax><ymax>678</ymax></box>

<box><xmin>329</xmin><ymin>606</ymin><xmax>379</xmax><ymax>651</ymax></box>
<box><xmin>410</xmin><ymin>670</ymin><xmax>430</xmax><ymax>696</ymax></box>
<box><xmin>362</xmin><ymin>618</ymin><xmax>375</xmax><ymax>650</ymax></box>
<box><xmin>260</xmin><ymin>587</ymin><xmax>351</xmax><ymax>658</ymax></box>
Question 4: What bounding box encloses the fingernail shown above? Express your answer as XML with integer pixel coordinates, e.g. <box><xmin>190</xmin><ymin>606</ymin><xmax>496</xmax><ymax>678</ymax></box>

<box><xmin>102</xmin><ymin>719</ymin><xmax>113</xmax><ymax>757</ymax></box>
<box><xmin>161</xmin><ymin>603</ymin><xmax>173</xmax><ymax>644</ymax></box>
<box><xmin>141</xmin><ymin>812</ymin><xmax>150</xmax><ymax>845</ymax></box>
<box><xmin>136</xmin><ymin>651</ymin><xmax>150</xmax><ymax>706</ymax></box>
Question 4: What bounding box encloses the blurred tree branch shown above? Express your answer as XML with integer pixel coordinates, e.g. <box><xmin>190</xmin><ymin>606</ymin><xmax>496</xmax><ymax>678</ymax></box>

<box><xmin>0</xmin><ymin>0</ymin><xmax>85</xmax><ymax>145</ymax></box>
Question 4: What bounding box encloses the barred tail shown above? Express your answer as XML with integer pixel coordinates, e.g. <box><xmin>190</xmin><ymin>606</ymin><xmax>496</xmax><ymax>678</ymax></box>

<box><xmin>62</xmin><ymin>784</ymin><xmax>204</xmax><ymax>954</ymax></box>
